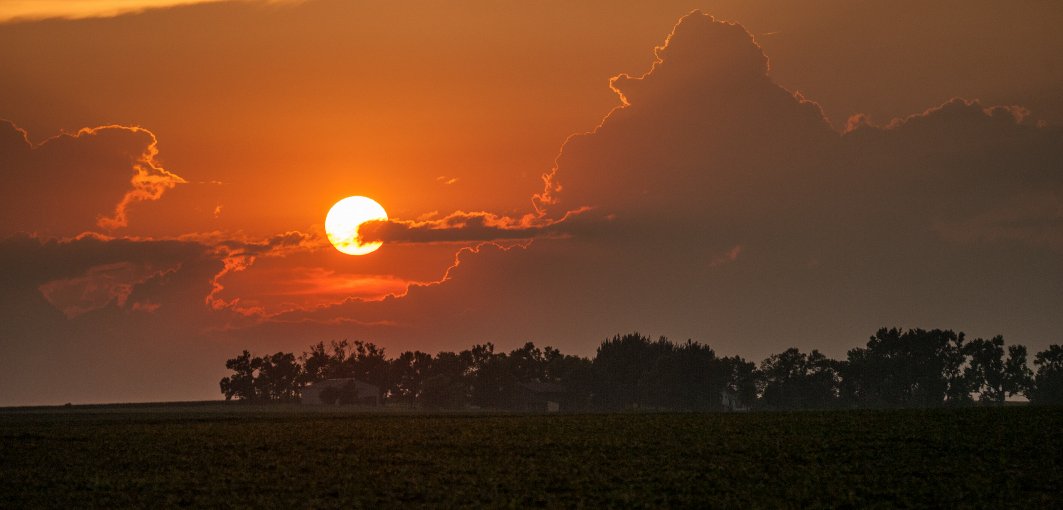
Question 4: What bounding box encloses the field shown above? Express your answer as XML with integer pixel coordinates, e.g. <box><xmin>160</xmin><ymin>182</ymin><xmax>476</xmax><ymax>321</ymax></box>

<box><xmin>1</xmin><ymin>404</ymin><xmax>1061</xmax><ymax>508</ymax></box>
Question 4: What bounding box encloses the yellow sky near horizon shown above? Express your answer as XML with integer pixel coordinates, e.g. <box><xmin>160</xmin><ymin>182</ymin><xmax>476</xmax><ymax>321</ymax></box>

<box><xmin>0</xmin><ymin>0</ymin><xmax>297</xmax><ymax>21</ymax></box>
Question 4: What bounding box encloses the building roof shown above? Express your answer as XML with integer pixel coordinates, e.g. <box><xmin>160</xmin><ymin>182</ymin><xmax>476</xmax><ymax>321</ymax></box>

<box><xmin>517</xmin><ymin>381</ymin><xmax>566</xmax><ymax>394</ymax></box>
<box><xmin>305</xmin><ymin>378</ymin><xmax>379</xmax><ymax>391</ymax></box>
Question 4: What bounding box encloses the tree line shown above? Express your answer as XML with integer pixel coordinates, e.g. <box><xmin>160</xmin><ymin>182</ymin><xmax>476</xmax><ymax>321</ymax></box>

<box><xmin>220</xmin><ymin>328</ymin><xmax>1063</xmax><ymax>410</ymax></box>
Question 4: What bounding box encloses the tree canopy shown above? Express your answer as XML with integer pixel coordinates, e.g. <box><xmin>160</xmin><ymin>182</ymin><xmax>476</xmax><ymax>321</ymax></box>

<box><xmin>220</xmin><ymin>329</ymin><xmax>1058</xmax><ymax>410</ymax></box>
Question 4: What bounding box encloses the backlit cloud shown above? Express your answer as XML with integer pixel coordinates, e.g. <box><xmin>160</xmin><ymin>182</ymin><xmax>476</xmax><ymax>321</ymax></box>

<box><xmin>0</xmin><ymin>120</ymin><xmax>186</xmax><ymax>236</ymax></box>
<box><xmin>359</xmin><ymin>207</ymin><xmax>592</xmax><ymax>244</ymax></box>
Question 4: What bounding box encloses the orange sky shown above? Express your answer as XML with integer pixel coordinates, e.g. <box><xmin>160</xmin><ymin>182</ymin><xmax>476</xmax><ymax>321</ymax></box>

<box><xmin>1</xmin><ymin>0</ymin><xmax>1062</xmax><ymax>405</ymax></box>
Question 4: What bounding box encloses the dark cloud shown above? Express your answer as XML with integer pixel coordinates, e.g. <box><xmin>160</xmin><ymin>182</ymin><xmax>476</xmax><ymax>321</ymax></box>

<box><xmin>358</xmin><ymin>208</ymin><xmax>592</xmax><ymax>244</ymax></box>
<box><xmin>536</xmin><ymin>12</ymin><xmax>837</xmax><ymax>225</ymax></box>
<box><xmin>0</xmin><ymin>233</ymin><xmax>214</xmax><ymax>314</ymax></box>
<box><xmin>0</xmin><ymin>120</ymin><xmax>185</xmax><ymax>237</ymax></box>
<box><xmin>203</xmin><ymin>230</ymin><xmax>321</xmax><ymax>312</ymax></box>
<box><xmin>0</xmin><ymin>230</ymin><xmax>323</xmax><ymax>404</ymax></box>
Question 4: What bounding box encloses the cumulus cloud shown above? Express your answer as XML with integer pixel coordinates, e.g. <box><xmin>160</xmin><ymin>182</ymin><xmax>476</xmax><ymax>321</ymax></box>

<box><xmin>0</xmin><ymin>120</ymin><xmax>186</xmax><ymax>236</ymax></box>
<box><xmin>535</xmin><ymin>12</ymin><xmax>837</xmax><ymax>225</ymax></box>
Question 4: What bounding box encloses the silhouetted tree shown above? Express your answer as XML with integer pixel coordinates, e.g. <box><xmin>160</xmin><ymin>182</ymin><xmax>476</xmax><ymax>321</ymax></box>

<box><xmin>256</xmin><ymin>352</ymin><xmax>302</xmax><ymax>401</ymax></box>
<box><xmin>719</xmin><ymin>355</ymin><xmax>758</xmax><ymax>408</ymax></box>
<box><xmin>390</xmin><ymin>350</ymin><xmax>433</xmax><ymax>405</ymax></box>
<box><xmin>1004</xmin><ymin>345</ymin><xmax>1034</xmax><ymax>399</ymax></box>
<box><xmin>759</xmin><ymin>348</ymin><xmax>841</xmax><ymax>409</ymax></box>
<box><xmin>542</xmin><ymin>347</ymin><xmax>594</xmax><ymax>409</ymax></box>
<box><xmin>592</xmin><ymin>333</ymin><xmax>672</xmax><ymax>410</ymax></box>
<box><xmin>1030</xmin><ymin>345</ymin><xmax>1063</xmax><ymax>405</ymax></box>
<box><xmin>839</xmin><ymin>328</ymin><xmax>967</xmax><ymax>407</ymax></box>
<box><xmin>642</xmin><ymin>340</ymin><xmax>724</xmax><ymax>410</ymax></box>
<box><xmin>419</xmin><ymin>351</ymin><xmax>470</xmax><ymax>409</ymax></box>
<box><xmin>220</xmin><ymin>326</ymin><xmax>1041</xmax><ymax>411</ymax></box>
<box><xmin>219</xmin><ymin>350</ymin><xmax>260</xmax><ymax>401</ymax></box>
<box><xmin>964</xmin><ymin>336</ymin><xmax>1032</xmax><ymax>404</ymax></box>
<box><xmin>219</xmin><ymin>350</ymin><xmax>301</xmax><ymax>402</ymax></box>
<box><xmin>298</xmin><ymin>341</ymin><xmax>343</xmax><ymax>384</ymax></box>
<box><xmin>509</xmin><ymin>342</ymin><xmax>550</xmax><ymax>380</ymax></box>
<box><xmin>350</xmin><ymin>341</ymin><xmax>390</xmax><ymax>398</ymax></box>
<box><xmin>296</xmin><ymin>339</ymin><xmax>388</xmax><ymax>401</ymax></box>
<box><xmin>465</xmin><ymin>343</ymin><xmax>511</xmax><ymax>408</ymax></box>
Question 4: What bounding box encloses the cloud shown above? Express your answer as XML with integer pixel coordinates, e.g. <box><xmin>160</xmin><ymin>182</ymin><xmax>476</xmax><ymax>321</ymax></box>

<box><xmin>0</xmin><ymin>228</ymin><xmax>329</xmax><ymax>325</ymax></box>
<box><xmin>710</xmin><ymin>245</ymin><xmax>743</xmax><ymax>268</ymax></box>
<box><xmin>535</xmin><ymin>12</ymin><xmax>837</xmax><ymax>224</ymax></box>
<box><xmin>358</xmin><ymin>207</ymin><xmax>592</xmax><ymax>244</ymax></box>
<box><xmin>0</xmin><ymin>120</ymin><xmax>186</xmax><ymax>236</ymax></box>
<box><xmin>202</xmin><ymin>230</ymin><xmax>323</xmax><ymax>312</ymax></box>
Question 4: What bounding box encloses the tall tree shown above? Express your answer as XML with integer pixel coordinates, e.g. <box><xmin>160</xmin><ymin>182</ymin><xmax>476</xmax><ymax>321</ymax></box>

<box><xmin>420</xmin><ymin>351</ymin><xmax>470</xmax><ymax>409</ymax></box>
<box><xmin>1003</xmin><ymin>345</ymin><xmax>1034</xmax><ymax>399</ymax></box>
<box><xmin>759</xmin><ymin>348</ymin><xmax>841</xmax><ymax>410</ymax></box>
<box><xmin>719</xmin><ymin>355</ymin><xmax>759</xmax><ymax>408</ymax></box>
<box><xmin>592</xmin><ymin>333</ymin><xmax>672</xmax><ymax>410</ymax></box>
<box><xmin>219</xmin><ymin>350</ymin><xmax>260</xmax><ymax>401</ymax></box>
<box><xmin>464</xmin><ymin>343</ymin><xmax>510</xmax><ymax>408</ymax></box>
<box><xmin>256</xmin><ymin>352</ymin><xmax>302</xmax><ymax>402</ymax></box>
<box><xmin>1030</xmin><ymin>345</ymin><xmax>1063</xmax><ymax>405</ymax></box>
<box><xmin>840</xmin><ymin>328</ymin><xmax>967</xmax><ymax>407</ymax></box>
<box><xmin>642</xmin><ymin>340</ymin><xmax>722</xmax><ymax>410</ymax></box>
<box><xmin>964</xmin><ymin>336</ymin><xmax>1032</xmax><ymax>403</ymax></box>
<box><xmin>390</xmin><ymin>350</ymin><xmax>433</xmax><ymax>405</ymax></box>
<box><xmin>543</xmin><ymin>347</ymin><xmax>594</xmax><ymax>409</ymax></box>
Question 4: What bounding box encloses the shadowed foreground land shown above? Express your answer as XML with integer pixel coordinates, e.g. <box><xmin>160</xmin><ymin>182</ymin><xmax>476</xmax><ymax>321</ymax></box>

<box><xmin>1</xmin><ymin>405</ymin><xmax>1061</xmax><ymax>507</ymax></box>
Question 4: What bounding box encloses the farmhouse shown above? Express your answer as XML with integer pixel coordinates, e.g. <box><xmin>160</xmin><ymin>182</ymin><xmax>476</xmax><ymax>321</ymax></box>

<box><xmin>512</xmin><ymin>381</ymin><xmax>566</xmax><ymax>412</ymax></box>
<box><xmin>302</xmin><ymin>378</ymin><xmax>380</xmax><ymax>406</ymax></box>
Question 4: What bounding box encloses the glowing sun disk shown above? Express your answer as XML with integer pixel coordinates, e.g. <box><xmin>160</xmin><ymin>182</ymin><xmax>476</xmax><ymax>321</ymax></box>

<box><xmin>325</xmin><ymin>196</ymin><xmax>387</xmax><ymax>256</ymax></box>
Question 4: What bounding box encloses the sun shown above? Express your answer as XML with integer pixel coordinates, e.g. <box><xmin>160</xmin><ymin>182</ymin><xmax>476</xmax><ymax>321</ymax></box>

<box><xmin>325</xmin><ymin>196</ymin><xmax>388</xmax><ymax>256</ymax></box>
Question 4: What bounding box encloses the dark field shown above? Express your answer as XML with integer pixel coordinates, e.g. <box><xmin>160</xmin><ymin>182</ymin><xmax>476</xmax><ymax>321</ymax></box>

<box><xmin>1</xmin><ymin>405</ymin><xmax>1060</xmax><ymax>508</ymax></box>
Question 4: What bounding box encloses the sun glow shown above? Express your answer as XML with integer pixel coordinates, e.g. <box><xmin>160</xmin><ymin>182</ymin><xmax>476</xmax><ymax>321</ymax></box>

<box><xmin>325</xmin><ymin>196</ymin><xmax>388</xmax><ymax>256</ymax></box>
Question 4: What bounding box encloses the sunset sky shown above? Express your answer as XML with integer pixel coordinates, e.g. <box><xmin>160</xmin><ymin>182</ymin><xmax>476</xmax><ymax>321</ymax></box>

<box><xmin>2</xmin><ymin>0</ymin><xmax>1062</xmax><ymax>405</ymax></box>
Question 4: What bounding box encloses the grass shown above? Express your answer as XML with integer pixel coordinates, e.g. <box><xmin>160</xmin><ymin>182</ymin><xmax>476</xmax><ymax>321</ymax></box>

<box><xmin>1</xmin><ymin>404</ymin><xmax>1060</xmax><ymax>508</ymax></box>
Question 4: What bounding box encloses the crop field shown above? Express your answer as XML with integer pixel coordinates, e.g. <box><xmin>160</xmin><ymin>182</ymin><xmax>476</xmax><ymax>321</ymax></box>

<box><xmin>1</xmin><ymin>404</ymin><xmax>1061</xmax><ymax>507</ymax></box>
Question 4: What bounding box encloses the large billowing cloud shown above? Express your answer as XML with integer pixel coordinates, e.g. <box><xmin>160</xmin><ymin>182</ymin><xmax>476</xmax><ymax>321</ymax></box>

<box><xmin>0</xmin><ymin>120</ymin><xmax>185</xmax><ymax>236</ymax></box>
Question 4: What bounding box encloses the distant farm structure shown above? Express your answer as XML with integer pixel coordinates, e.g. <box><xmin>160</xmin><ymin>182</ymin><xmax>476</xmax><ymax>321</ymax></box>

<box><xmin>513</xmin><ymin>381</ymin><xmax>566</xmax><ymax>412</ymax></box>
<box><xmin>302</xmin><ymin>379</ymin><xmax>380</xmax><ymax>406</ymax></box>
